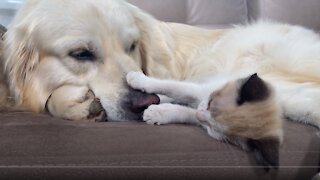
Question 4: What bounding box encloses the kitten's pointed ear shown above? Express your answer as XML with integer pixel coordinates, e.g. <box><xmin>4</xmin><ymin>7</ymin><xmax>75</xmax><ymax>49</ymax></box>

<box><xmin>237</xmin><ymin>73</ymin><xmax>270</xmax><ymax>105</ymax></box>
<box><xmin>247</xmin><ymin>138</ymin><xmax>280</xmax><ymax>170</ymax></box>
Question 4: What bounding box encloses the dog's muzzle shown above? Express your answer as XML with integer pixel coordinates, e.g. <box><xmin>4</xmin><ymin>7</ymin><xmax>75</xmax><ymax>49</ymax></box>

<box><xmin>120</xmin><ymin>88</ymin><xmax>160</xmax><ymax>121</ymax></box>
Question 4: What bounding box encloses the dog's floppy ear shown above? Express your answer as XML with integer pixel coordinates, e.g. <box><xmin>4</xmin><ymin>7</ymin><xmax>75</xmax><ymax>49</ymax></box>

<box><xmin>138</xmin><ymin>35</ymin><xmax>149</xmax><ymax>75</ymax></box>
<box><xmin>4</xmin><ymin>23</ymin><xmax>42</xmax><ymax>111</ymax></box>
<box><xmin>12</xmin><ymin>27</ymin><xmax>40</xmax><ymax>83</ymax></box>
<box><xmin>247</xmin><ymin>137</ymin><xmax>280</xmax><ymax>171</ymax></box>
<box><xmin>127</xmin><ymin>4</ymin><xmax>152</xmax><ymax>74</ymax></box>
<box><xmin>128</xmin><ymin>4</ymin><xmax>174</xmax><ymax>76</ymax></box>
<box><xmin>0</xmin><ymin>24</ymin><xmax>6</xmax><ymax>40</ymax></box>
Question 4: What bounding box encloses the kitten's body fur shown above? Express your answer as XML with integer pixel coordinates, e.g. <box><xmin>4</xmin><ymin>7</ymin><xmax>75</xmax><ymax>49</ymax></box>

<box><xmin>127</xmin><ymin>71</ymin><xmax>283</xmax><ymax>169</ymax></box>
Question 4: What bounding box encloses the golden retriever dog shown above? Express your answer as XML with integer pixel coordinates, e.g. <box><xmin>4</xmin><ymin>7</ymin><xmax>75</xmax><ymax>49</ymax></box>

<box><xmin>1</xmin><ymin>0</ymin><xmax>320</xmax><ymax>128</ymax></box>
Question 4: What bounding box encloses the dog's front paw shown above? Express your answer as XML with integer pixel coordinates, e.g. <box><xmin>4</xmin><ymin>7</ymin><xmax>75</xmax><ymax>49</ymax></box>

<box><xmin>126</xmin><ymin>71</ymin><xmax>148</xmax><ymax>91</ymax></box>
<box><xmin>87</xmin><ymin>96</ymin><xmax>107</xmax><ymax>122</ymax></box>
<box><xmin>47</xmin><ymin>86</ymin><xmax>107</xmax><ymax>122</ymax></box>
<box><xmin>143</xmin><ymin>104</ymin><xmax>173</xmax><ymax>125</ymax></box>
<box><xmin>68</xmin><ymin>90</ymin><xmax>107</xmax><ymax>122</ymax></box>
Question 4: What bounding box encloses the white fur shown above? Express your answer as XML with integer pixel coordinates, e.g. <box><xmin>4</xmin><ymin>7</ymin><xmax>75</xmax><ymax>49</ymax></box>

<box><xmin>126</xmin><ymin>71</ymin><xmax>228</xmax><ymax>138</ymax></box>
<box><xmin>46</xmin><ymin>85</ymin><xmax>95</xmax><ymax>121</ymax></box>
<box><xmin>2</xmin><ymin>0</ymin><xmax>320</xmax><ymax>128</ymax></box>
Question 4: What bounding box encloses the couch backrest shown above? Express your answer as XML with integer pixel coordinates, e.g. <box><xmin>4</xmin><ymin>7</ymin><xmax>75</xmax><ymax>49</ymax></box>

<box><xmin>1</xmin><ymin>0</ymin><xmax>320</xmax><ymax>31</ymax></box>
<box><xmin>129</xmin><ymin>0</ymin><xmax>320</xmax><ymax>31</ymax></box>
<box><xmin>129</xmin><ymin>0</ymin><xmax>248</xmax><ymax>29</ymax></box>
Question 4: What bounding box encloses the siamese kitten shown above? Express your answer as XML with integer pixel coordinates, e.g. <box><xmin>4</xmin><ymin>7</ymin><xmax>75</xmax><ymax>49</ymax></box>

<box><xmin>127</xmin><ymin>71</ymin><xmax>283</xmax><ymax>169</ymax></box>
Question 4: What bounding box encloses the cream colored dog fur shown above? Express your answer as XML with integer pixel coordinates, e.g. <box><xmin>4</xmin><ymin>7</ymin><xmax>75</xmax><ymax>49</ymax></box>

<box><xmin>1</xmin><ymin>0</ymin><xmax>320</xmax><ymax>128</ymax></box>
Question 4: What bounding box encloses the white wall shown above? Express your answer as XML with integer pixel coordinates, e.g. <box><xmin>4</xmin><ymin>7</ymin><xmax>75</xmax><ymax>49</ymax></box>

<box><xmin>0</xmin><ymin>0</ymin><xmax>23</xmax><ymax>27</ymax></box>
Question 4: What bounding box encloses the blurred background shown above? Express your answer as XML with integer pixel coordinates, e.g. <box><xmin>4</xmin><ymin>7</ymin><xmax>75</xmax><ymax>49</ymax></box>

<box><xmin>0</xmin><ymin>0</ymin><xmax>23</xmax><ymax>26</ymax></box>
<box><xmin>1</xmin><ymin>0</ymin><xmax>320</xmax><ymax>31</ymax></box>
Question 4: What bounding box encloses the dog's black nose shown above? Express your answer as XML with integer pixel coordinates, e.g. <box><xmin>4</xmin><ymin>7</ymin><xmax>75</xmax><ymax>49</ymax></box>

<box><xmin>121</xmin><ymin>88</ymin><xmax>160</xmax><ymax>120</ymax></box>
<box><xmin>130</xmin><ymin>92</ymin><xmax>160</xmax><ymax>113</ymax></box>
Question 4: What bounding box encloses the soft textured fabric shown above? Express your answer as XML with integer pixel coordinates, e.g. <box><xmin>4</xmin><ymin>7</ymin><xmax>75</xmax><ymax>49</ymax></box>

<box><xmin>0</xmin><ymin>112</ymin><xmax>319</xmax><ymax>179</ymax></box>
<box><xmin>186</xmin><ymin>0</ymin><xmax>247</xmax><ymax>26</ymax></box>
<box><xmin>129</xmin><ymin>0</ymin><xmax>248</xmax><ymax>26</ymax></box>
<box><xmin>1</xmin><ymin>1</ymin><xmax>320</xmax><ymax>179</ymax></box>
<box><xmin>129</xmin><ymin>0</ymin><xmax>320</xmax><ymax>31</ymax></box>
<box><xmin>3</xmin><ymin>0</ymin><xmax>320</xmax><ymax>30</ymax></box>
<box><xmin>248</xmin><ymin>0</ymin><xmax>320</xmax><ymax>31</ymax></box>
<box><xmin>129</xmin><ymin>0</ymin><xmax>186</xmax><ymax>23</ymax></box>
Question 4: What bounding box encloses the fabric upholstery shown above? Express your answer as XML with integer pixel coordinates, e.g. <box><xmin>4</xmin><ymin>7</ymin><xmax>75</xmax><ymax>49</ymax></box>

<box><xmin>0</xmin><ymin>9</ymin><xmax>14</xmax><ymax>27</ymax></box>
<box><xmin>247</xmin><ymin>0</ymin><xmax>320</xmax><ymax>31</ymax></box>
<box><xmin>186</xmin><ymin>0</ymin><xmax>248</xmax><ymax>26</ymax></box>
<box><xmin>0</xmin><ymin>112</ymin><xmax>319</xmax><ymax>179</ymax></box>
<box><xmin>129</xmin><ymin>0</ymin><xmax>248</xmax><ymax>27</ymax></box>
<box><xmin>2</xmin><ymin>0</ymin><xmax>320</xmax><ymax>31</ymax></box>
<box><xmin>1</xmin><ymin>0</ymin><xmax>320</xmax><ymax>179</ymax></box>
<box><xmin>129</xmin><ymin>0</ymin><xmax>186</xmax><ymax>23</ymax></box>
<box><xmin>129</xmin><ymin>0</ymin><xmax>320</xmax><ymax>31</ymax></box>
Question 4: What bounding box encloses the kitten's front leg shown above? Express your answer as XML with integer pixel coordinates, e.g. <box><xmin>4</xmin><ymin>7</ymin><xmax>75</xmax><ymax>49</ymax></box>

<box><xmin>126</xmin><ymin>71</ymin><xmax>201</xmax><ymax>106</ymax></box>
<box><xmin>126</xmin><ymin>71</ymin><xmax>153</xmax><ymax>93</ymax></box>
<box><xmin>143</xmin><ymin>103</ymin><xmax>199</xmax><ymax>125</ymax></box>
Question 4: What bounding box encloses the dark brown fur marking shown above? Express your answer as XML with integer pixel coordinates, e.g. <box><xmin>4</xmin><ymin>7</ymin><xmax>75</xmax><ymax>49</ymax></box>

<box><xmin>237</xmin><ymin>73</ymin><xmax>270</xmax><ymax>105</ymax></box>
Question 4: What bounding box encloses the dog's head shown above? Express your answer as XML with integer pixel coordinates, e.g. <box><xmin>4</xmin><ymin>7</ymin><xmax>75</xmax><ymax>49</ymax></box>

<box><xmin>4</xmin><ymin>0</ymin><xmax>166</xmax><ymax>120</ymax></box>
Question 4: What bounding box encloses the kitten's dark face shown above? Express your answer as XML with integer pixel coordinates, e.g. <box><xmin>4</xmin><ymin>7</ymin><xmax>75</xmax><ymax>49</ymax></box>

<box><xmin>196</xmin><ymin>73</ymin><xmax>283</xmax><ymax>169</ymax></box>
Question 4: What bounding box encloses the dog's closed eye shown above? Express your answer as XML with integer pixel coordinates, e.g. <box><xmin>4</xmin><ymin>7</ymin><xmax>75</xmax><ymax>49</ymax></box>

<box><xmin>69</xmin><ymin>49</ymin><xmax>96</xmax><ymax>61</ymax></box>
<box><xmin>126</xmin><ymin>41</ymin><xmax>137</xmax><ymax>53</ymax></box>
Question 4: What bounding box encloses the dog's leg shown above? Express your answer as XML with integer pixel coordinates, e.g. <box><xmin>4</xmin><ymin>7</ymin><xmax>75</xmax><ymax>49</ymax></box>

<box><xmin>143</xmin><ymin>103</ymin><xmax>199</xmax><ymax>125</ymax></box>
<box><xmin>46</xmin><ymin>85</ymin><xmax>106</xmax><ymax>122</ymax></box>
<box><xmin>127</xmin><ymin>72</ymin><xmax>202</xmax><ymax>107</ymax></box>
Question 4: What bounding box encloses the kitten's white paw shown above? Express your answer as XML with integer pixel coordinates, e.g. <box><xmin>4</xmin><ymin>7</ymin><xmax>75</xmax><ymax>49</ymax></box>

<box><xmin>196</xmin><ymin>110</ymin><xmax>211</xmax><ymax>122</ymax></box>
<box><xmin>143</xmin><ymin>104</ymin><xmax>173</xmax><ymax>125</ymax></box>
<box><xmin>126</xmin><ymin>71</ymin><xmax>148</xmax><ymax>91</ymax></box>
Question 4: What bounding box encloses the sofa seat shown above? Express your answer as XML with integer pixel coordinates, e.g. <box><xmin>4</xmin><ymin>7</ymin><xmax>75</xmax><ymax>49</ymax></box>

<box><xmin>1</xmin><ymin>0</ymin><xmax>320</xmax><ymax>179</ymax></box>
<box><xmin>0</xmin><ymin>112</ymin><xmax>319</xmax><ymax>179</ymax></box>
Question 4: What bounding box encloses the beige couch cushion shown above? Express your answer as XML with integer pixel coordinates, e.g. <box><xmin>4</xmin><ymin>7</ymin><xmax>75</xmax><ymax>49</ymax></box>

<box><xmin>0</xmin><ymin>112</ymin><xmax>319</xmax><ymax>179</ymax></box>
<box><xmin>129</xmin><ymin>0</ymin><xmax>248</xmax><ymax>27</ymax></box>
<box><xmin>129</xmin><ymin>0</ymin><xmax>186</xmax><ymax>23</ymax></box>
<box><xmin>248</xmin><ymin>0</ymin><xmax>320</xmax><ymax>31</ymax></box>
<box><xmin>129</xmin><ymin>0</ymin><xmax>320</xmax><ymax>31</ymax></box>
<box><xmin>186</xmin><ymin>0</ymin><xmax>247</xmax><ymax>26</ymax></box>
<box><xmin>3</xmin><ymin>0</ymin><xmax>320</xmax><ymax>31</ymax></box>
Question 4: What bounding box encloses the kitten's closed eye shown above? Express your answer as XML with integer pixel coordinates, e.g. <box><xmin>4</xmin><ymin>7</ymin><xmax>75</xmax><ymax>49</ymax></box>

<box><xmin>207</xmin><ymin>97</ymin><xmax>213</xmax><ymax>110</ymax></box>
<box><xmin>198</xmin><ymin>100</ymin><xmax>209</xmax><ymax>111</ymax></box>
